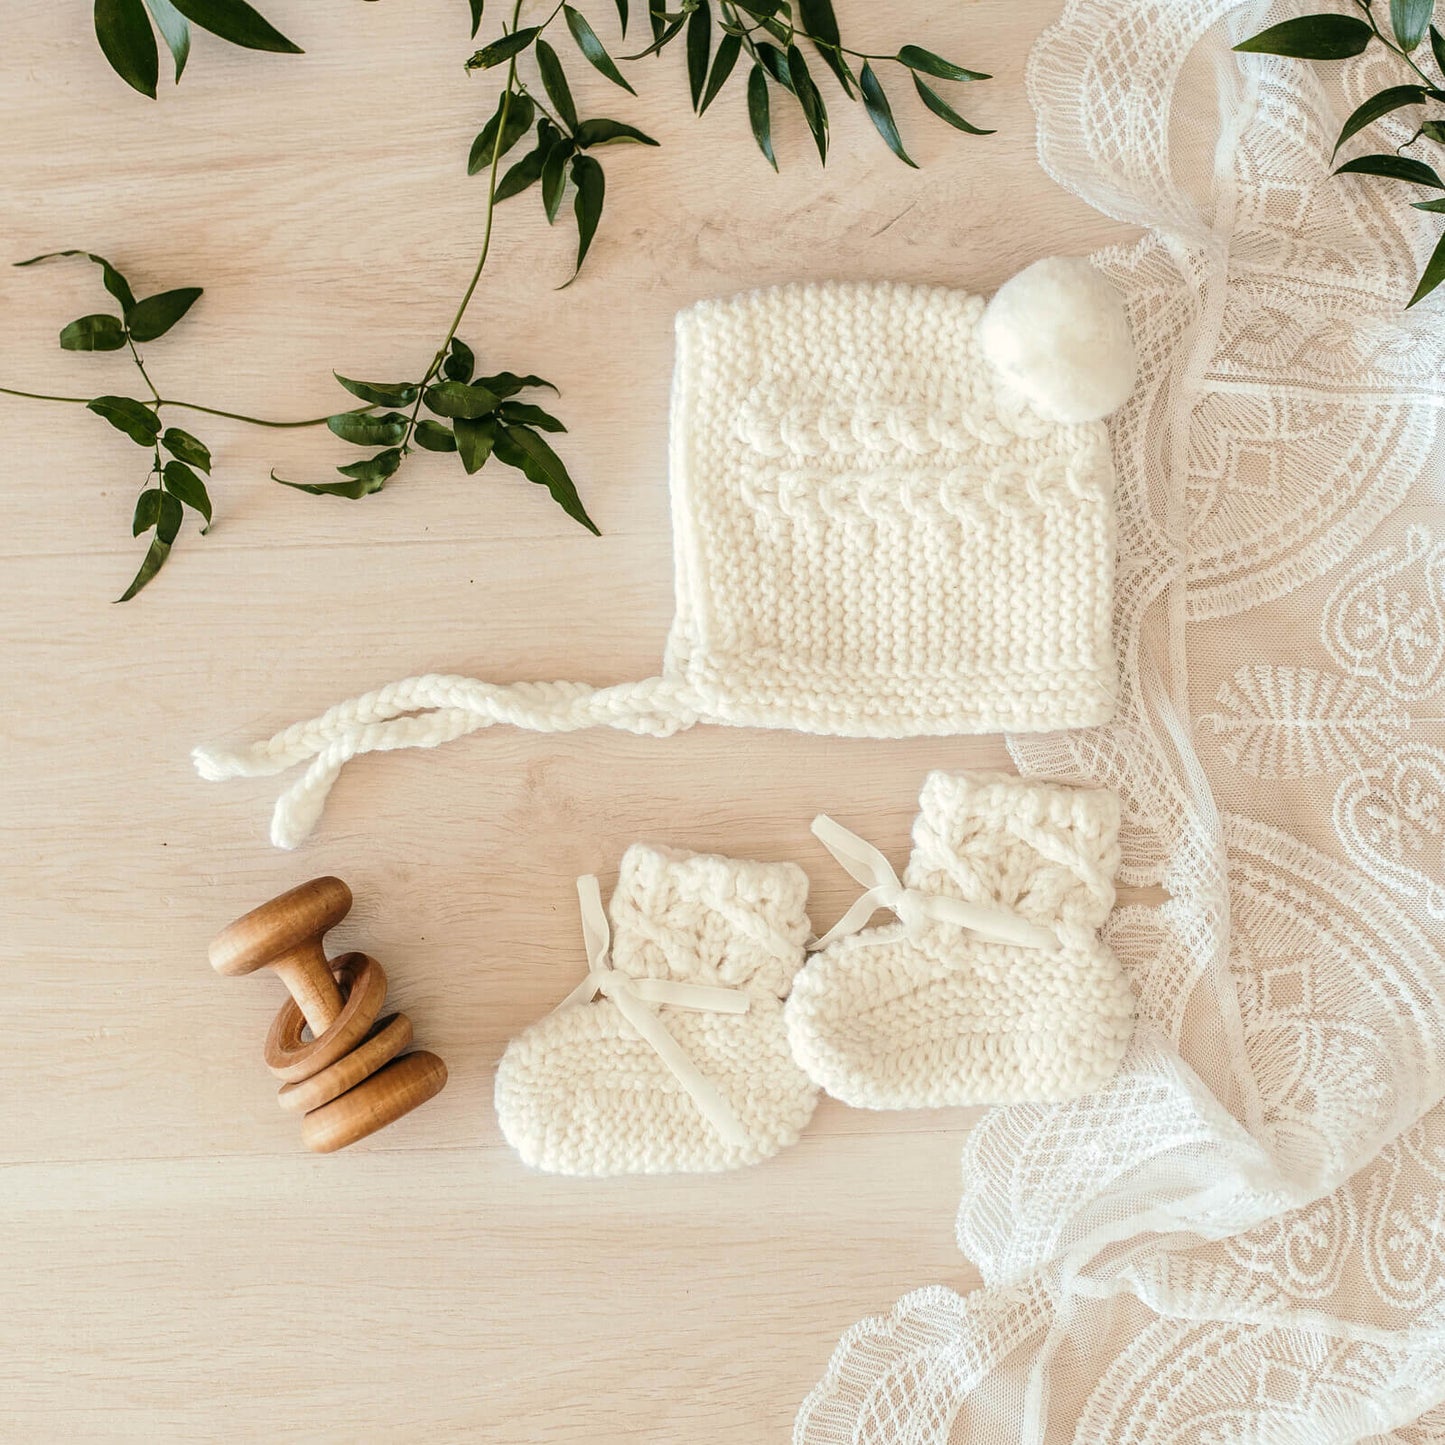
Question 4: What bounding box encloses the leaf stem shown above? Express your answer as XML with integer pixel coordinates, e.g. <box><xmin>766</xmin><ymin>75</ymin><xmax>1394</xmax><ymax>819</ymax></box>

<box><xmin>127</xmin><ymin>336</ymin><xmax>163</xmax><ymax>406</ymax></box>
<box><xmin>1357</xmin><ymin>1</ymin><xmax>1439</xmax><ymax>87</ymax></box>
<box><xmin>0</xmin><ymin>383</ymin><xmax>353</xmax><ymax>429</ymax></box>
<box><xmin>0</xmin><ymin>384</ymin><xmax>91</xmax><ymax>405</ymax></box>
<box><xmin>518</xmin><ymin>80</ymin><xmax>568</xmax><ymax>136</ymax></box>
<box><xmin>156</xmin><ymin>399</ymin><xmax>362</xmax><ymax>428</ymax></box>
<box><xmin>403</xmin><ymin>0</ymin><xmax>528</xmax><ymax>449</ymax></box>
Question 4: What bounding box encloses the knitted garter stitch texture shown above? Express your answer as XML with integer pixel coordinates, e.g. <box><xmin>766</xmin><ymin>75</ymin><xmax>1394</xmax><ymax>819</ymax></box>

<box><xmin>494</xmin><ymin>844</ymin><xmax>818</xmax><ymax>1176</ymax></box>
<box><xmin>786</xmin><ymin>771</ymin><xmax>1135</xmax><ymax>1109</ymax></box>
<box><xmin>195</xmin><ymin>261</ymin><xmax>1133</xmax><ymax>847</ymax></box>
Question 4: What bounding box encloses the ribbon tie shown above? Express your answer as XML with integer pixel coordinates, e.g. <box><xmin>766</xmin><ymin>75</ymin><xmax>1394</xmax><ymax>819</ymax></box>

<box><xmin>556</xmin><ymin>876</ymin><xmax>753</xmax><ymax>1149</ymax></box>
<box><xmin>809</xmin><ymin>814</ymin><xmax>1060</xmax><ymax>953</ymax></box>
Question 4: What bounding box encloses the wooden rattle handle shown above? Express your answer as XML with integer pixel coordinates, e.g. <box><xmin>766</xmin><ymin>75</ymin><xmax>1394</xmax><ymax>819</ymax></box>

<box><xmin>209</xmin><ymin>876</ymin><xmax>352</xmax><ymax>1034</ymax></box>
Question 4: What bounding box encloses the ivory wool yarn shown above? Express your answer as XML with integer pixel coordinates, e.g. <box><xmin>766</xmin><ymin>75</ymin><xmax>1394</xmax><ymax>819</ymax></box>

<box><xmin>785</xmin><ymin>771</ymin><xmax>1135</xmax><ymax>1110</ymax></box>
<box><xmin>194</xmin><ymin>258</ymin><xmax>1137</xmax><ymax>849</ymax></box>
<box><xmin>494</xmin><ymin>844</ymin><xmax>818</xmax><ymax>1176</ymax></box>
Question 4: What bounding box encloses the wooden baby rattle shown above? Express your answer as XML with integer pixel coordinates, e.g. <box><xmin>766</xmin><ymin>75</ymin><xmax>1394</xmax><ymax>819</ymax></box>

<box><xmin>210</xmin><ymin>877</ymin><xmax>447</xmax><ymax>1152</ymax></box>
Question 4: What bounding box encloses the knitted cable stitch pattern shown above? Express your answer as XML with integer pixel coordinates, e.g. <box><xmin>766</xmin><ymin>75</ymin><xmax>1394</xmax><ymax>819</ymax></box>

<box><xmin>494</xmin><ymin>844</ymin><xmax>818</xmax><ymax>1177</ymax></box>
<box><xmin>785</xmin><ymin>771</ymin><xmax>1135</xmax><ymax>1110</ymax></box>
<box><xmin>196</xmin><ymin>260</ymin><xmax>1135</xmax><ymax>848</ymax></box>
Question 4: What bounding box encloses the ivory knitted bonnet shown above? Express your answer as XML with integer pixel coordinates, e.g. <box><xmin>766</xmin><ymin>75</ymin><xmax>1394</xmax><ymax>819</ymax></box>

<box><xmin>196</xmin><ymin>258</ymin><xmax>1136</xmax><ymax>847</ymax></box>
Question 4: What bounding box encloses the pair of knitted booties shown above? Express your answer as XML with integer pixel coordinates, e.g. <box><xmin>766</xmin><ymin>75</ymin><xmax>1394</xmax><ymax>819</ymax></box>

<box><xmin>494</xmin><ymin>771</ymin><xmax>1135</xmax><ymax>1177</ymax></box>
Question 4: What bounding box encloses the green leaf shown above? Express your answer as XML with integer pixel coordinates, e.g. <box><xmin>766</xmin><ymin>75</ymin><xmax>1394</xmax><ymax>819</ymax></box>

<box><xmin>95</xmin><ymin>0</ymin><xmax>159</xmax><ymax>98</ymax></box>
<box><xmin>1411</xmin><ymin>196</ymin><xmax>1445</xmax><ymax>211</ymax></box>
<box><xmin>896</xmin><ymin>45</ymin><xmax>989</xmax><ymax>82</ymax></box>
<box><xmin>133</xmin><ymin>487</ymin><xmax>162</xmax><ymax>536</ymax></box>
<box><xmin>60</xmin><ymin>313</ymin><xmax>128</xmax><ymax>351</ymax></box>
<box><xmin>335</xmin><ymin>373</ymin><xmax>419</xmax><ymax>406</ymax></box>
<box><xmin>116</xmin><ymin>533</ymin><xmax>173</xmax><ymax>601</ymax></box>
<box><xmin>497</xmin><ymin>400</ymin><xmax>566</xmax><ymax>431</ymax></box>
<box><xmin>468</xmin><ymin>92</ymin><xmax>535</xmax><ymax>174</ymax></box>
<box><xmin>1333</xmin><ymin>85</ymin><xmax>1426</xmax><ymax>156</ymax></box>
<box><xmin>566</xmin><ymin>153</ymin><xmax>606</xmax><ymax>284</ymax></box>
<box><xmin>466</xmin><ymin>25</ymin><xmax>540</xmax><ymax>70</ymax></box>
<box><xmin>492</xmin><ymin>424</ymin><xmax>599</xmax><ymax>533</ymax></box>
<box><xmin>273</xmin><ymin>470</ymin><xmax>383</xmax><ymax>499</ymax></box>
<box><xmin>88</xmin><ymin>394</ymin><xmax>161</xmax><ymax>444</ymax></box>
<box><xmin>1409</xmin><ymin>224</ymin><xmax>1445</xmax><ymax>305</ymax></box>
<box><xmin>444</xmin><ymin>338</ymin><xmax>475</xmax><ymax>383</ymax></box>
<box><xmin>1433</xmin><ymin>24</ymin><xmax>1445</xmax><ymax>75</ymax></box>
<box><xmin>145</xmin><ymin>0</ymin><xmax>191</xmax><ymax>80</ymax></box>
<box><xmin>162</xmin><ymin>459</ymin><xmax>212</xmax><ymax>529</ymax></box>
<box><xmin>477</xmin><ymin>370</ymin><xmax>558</xmax><ymax>397</ymax></box>
<box><xmin>326</xmin><ymin>410</ymin><xmax>409</xmax><ymax>445</ymax></box>
<box><xmin>788</xmin><ymin>44</ymin><xmax>829</xmax><ymax>162</ymax></box>
<box><xmin>1335</xmin><ymin>153</ymin><xmax>1445</xmax><ymax>187</ymax></box>
<box><xmin>1392</xmin><ymin>0</ymin><xmax>1433</xmax><ymax>51</ymax></box>
<box><xmin>423</xmin><ymin>379</ymin><xmax>501</xmax><ymax>418</ymax></box>
<box><xmin>125</xmin><ymin>286</ymin><xmax>202</xmax><ymax>342</ymax></box>
<box><xmin>454</xmin><ymin>415</ymin><xmax>497</xmax><ymax>473</ymax></box>
<box><xmin>468</xmin><ymin>0</ymin><xmax>484</xmax><ymax>38</ymax></box>
<box><xmin>564</xmin><ymin>4</ymin><xmax>637</xmax><ymax>93</ymax></box>
<box><xmin>625</xmin><ymin>6</ymin><xmax>686</xmax><ymax>60</ymax></box>
<box><xmin>413</xmin><ymin>419</ymin><xmax>458</xmax><ymax>452</ymax></box>
<box><xmin>541</xmin><ymin>136</ymin><xmax>574</xmax><ymax>221</ymax></box>
<box><xmin>700</xmin><ymin>30</ymin><xmax>741</xmax><ymax>113</ymax></box>
<box><xmin>756</xmin><ymin>13</ymin><xmax>790</xmax><ymax>44</ymax></box>
<box><xmin>1233</xmin><ymin>14</ymin><xmax>1373</xmax><ymax>59</ymax></box>
<box><xmin>912</xmin><ymin>74</ymin><xmax>994</xmax><ymax>136</ymax></box>
<box><xmin>615</xmin><ymin>0</ymin><xmax>629</xmax><ymax>36</ymax></box>
<box><xmin>160</xmin><ymin>426</ymin><xmax>210</xmax><ymax>471</ymax></box>
<box><xmin>535</xmin><ymin>37</ymin><xmax>579</xmax><ymax>133</ymax></box>
<box><xmin>1423</xmin><ymin>120</ymin><xmax>1445</xmax><ymax>143</ymax></box>
<box><xmin>747</xmin><ymin>64</ymin><xmax>777</xmax><ymax>170</ymax></box>
<box><xmin>495</xmin><ymin>129</ymin><xmax>551</xmax><ymax>202</ymax></box>
<box><xmin>155</xmin><ymin>488</ymin><xmax>184</xmax><ymax>543</ymax></box>
<box><xmin>574</xmin><ymin>118</ymin><xmax>659</xmax><ymax>147</ymax></box>
<box><xmin>799</xmin><ymin>0</ymin><xmax>854</xmax><ymax>96</ymax></box>
<box><xmin>757</xmin><ymin>42</ymin><xmax>793</xmax><ymax>91</ymax></box>
<box><xmin>687</xmin><ymin>0</ymin><xmax>712</xmax><ymax>110</ymax></box>
<box><xmin>337</xmin><ymin>448</ymin><xmax>403</xmax><ymax>483</ymax></box>
<box><xmin>15</xmin><ymin>250</ymin><xmax>137</xmax><ymax>311</ymax></box>
<box><xmin>322</xmin><ymin>447</ymin><xmax>407</xmax><ymax>494</ymax></box>
<box><xmin>168</xmin><ymin>0</ymin><xmax>301</xmax><ymax>52</ymax></box>
<box><xmin>859</xmin><ymin>61</ymin><xmax>916</xmax><ymax>167</ymax></box>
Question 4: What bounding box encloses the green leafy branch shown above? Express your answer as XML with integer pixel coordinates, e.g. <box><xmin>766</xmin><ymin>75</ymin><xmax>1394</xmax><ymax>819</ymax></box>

<box><xmin>94</xmin><ymin>0</ymin><xmax>301</xmax><ymax>97</ymax></box>
<box><xmin>4</xmin><ymin>250</ymin><xmax>360</xmax><ymax>600</ymax></box>
<box><xmin>13</xmin><ymin>1</ymin><xmax>994</xmax><ymax>601</ymax></box>
<box><xmin>291</xmin><ymin>0</ymin><xmax>990</xmax><ymax>517</ymax></box>
<box><xmin>1237</xmin><ymin>0</ymin><xmax>1445</xmax><ymax>304</ymax></box>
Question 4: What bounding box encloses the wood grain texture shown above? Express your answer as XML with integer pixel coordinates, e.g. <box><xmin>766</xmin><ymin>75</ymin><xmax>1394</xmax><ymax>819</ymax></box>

<box><xmin>0</xmin><ymin>0</ymin><xmax>1139</xmax><ymax>1437</ymax></box>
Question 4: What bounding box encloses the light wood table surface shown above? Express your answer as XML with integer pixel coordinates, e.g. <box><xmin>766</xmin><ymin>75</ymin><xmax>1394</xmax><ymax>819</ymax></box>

<box><xmin>1</xmin><ymin>3</ymin><xmax>1137</xmax><ymax>1438</ymax></box>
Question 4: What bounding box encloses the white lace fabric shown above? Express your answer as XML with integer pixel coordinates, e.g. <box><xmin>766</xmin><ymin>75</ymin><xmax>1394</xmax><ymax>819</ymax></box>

<box><xmin>795</xmin><ymin>3</ymin><xmax>1445</xmax><ymax>1441</ymax></box>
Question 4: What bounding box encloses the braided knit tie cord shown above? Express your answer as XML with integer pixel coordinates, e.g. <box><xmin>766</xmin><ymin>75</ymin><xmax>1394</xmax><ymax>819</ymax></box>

<box><xmin>192</xmin><ymin>675</ymin><xmax>696</xmax><ymax>850</ymax></box>
<box><xmin>556</xmin><ymin>875</ymin><xmax>753</xmax><ymax>1151</ymax></box>
<box><xmin>808</xmin><ymin>814</ymin><xmax>1060</xmax><ymax>953</ymax></box>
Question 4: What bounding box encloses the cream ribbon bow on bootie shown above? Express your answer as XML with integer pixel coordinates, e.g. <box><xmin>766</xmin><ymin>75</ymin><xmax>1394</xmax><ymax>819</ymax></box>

<box><xmin>556</xmin><ymin>875</ymin><xmax>752</xmax><ymax>1150</ymax></box>
<box><xmin>494</xmin><ymin>844</ymin><xmax>820</xmax><ymax>1176</ymax></box>
<box><xmin>786</xmin><ymin>773</ymin><xmax>1135</xmax><ymax>1111</ymax></box>
<box><xmin>808</xmin><ymin>814</ymin><xmax>1060</xmax><ymax>953</ymax></box>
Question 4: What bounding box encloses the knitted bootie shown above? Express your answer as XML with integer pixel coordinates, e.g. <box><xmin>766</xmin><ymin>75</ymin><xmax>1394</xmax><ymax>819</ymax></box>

<box><xmin>785</xmin><ymin>771</ymin><xmax>1134</xmax><ymax>1109</ymax></box>
<box><xmin>495</xmin><ymin>844</ymin><xmax>818</xmax><ymax>1176</ymax></box>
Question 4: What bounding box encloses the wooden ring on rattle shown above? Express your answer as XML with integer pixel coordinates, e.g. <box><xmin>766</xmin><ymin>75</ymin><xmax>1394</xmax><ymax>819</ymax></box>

<box><xmin>275</xmin><ymin>1012</ymin><xmax>413</xmax><ymax>1114</ymax></box>
<box><xmin>264</xmin><ymin>952</ymin><xmax>387</xmax><ymax>1083</ymax></box>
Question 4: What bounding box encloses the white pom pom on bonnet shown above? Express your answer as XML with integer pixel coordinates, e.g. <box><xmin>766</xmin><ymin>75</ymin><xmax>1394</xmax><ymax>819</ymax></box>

<box><xmin>196</xmin><ymin>256</ymin><xmax>1137</xmax><ymax>848</ymax></box>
